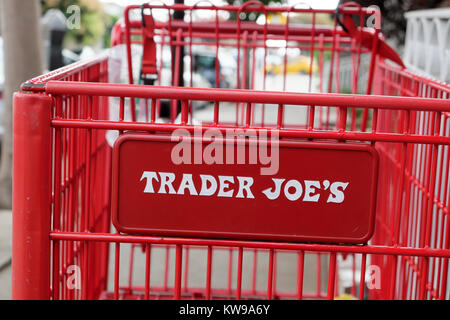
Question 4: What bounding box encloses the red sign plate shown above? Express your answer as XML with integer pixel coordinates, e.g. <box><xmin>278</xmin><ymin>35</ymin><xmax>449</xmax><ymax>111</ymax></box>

<box><xmin>112</xmin><ymin>133</ymin><xmax>378</xmax><ymax>244</ymax></box>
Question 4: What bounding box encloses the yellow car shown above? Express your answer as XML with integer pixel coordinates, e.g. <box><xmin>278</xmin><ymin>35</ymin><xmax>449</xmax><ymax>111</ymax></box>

<box><xmin>266</xmin><ymin>55</ymin><xmax>318</xmax><ymax>75</ymax></box>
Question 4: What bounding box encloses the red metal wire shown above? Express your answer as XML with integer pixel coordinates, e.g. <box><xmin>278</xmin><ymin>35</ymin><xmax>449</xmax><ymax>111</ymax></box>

<box><xmin>13</xmin><ymin>2</ymin><xmax>450</xmax><ymax>301</ymax></box>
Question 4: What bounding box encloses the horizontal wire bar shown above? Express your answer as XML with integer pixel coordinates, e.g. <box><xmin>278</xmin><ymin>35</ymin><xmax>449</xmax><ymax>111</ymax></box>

<box><xmin>51</xmin><ymin>119</ymin><xmax>450</xmax><ymax>145</ymax></box>
<box><xmin>50</xmin><ymin>231</ymin><xmax>450</xmax><ymax>258</ymax></box>
<box><xmin>45</xmin><ymin>81</ymin><xmax>450</xmax><ymax>112</ymax></box>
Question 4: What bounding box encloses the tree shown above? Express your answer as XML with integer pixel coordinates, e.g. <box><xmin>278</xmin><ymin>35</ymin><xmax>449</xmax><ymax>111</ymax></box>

<box><xmin>0</xmin><ymin>0</ymin><xmax>44</xmax><ymax>208</ymax></box>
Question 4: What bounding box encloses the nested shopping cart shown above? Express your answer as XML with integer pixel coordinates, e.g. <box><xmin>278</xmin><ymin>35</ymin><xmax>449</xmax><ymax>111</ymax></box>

<box><xmin>13</xmin><ymin>2</ymin><xmax>450</xmax><ymax>300</ymax></box>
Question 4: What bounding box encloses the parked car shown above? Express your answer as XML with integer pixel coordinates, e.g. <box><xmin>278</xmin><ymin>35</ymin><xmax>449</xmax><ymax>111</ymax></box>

<box><xmin>191</xmin><ymin>48</ymin><xmax>237</xmax><ymax>89</ymax></box>
<box><xmin>265</xmin><ymin>54</ymin><xmax>318</xmax><ymax>75</ymax></box>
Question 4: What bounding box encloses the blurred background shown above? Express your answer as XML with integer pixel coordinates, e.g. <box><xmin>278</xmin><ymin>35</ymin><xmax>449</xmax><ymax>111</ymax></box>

<box><xmin>0</xmin><ymin>0</ymin><xmax>449</xmax><ymax>299</ymax></box>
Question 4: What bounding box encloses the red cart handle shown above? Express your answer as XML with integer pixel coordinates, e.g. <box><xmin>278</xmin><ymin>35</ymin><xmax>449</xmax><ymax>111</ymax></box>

<box><xmin>141</xmin><ymin>5</ymin><xmax>158</xmax><ymax>84</ymax></box>
<box><xmin>335</xmin><ymin>4</ymin><xmax>405</xmax><ymax>68</ymax></box>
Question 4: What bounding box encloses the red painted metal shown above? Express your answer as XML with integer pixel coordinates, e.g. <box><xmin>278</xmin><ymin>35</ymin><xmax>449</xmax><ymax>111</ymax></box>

<box><xmin>140</xmin><ymin>13</ymin><xmax>158</xmax><ymax>78</ymax></box>
<box><xmin>13</xmin><ymin>2</ymin><xmax>450</xmax><ymax>300</ymax></box>
<box><xmin>12</xmin><ymin>92</ymin><xmax>53</xmax><ymax>299</ymax></box>
<box><xmin>111</xmin><ymin>134</ymin><xmax>378</xmax><ymax>243</ymax></box>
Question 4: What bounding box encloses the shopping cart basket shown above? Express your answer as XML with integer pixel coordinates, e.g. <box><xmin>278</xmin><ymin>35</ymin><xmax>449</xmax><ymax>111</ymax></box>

<box><xmin>13</xmin><ymin>2</ymin><xmax>450</xmax><ymax>300</ymax></box>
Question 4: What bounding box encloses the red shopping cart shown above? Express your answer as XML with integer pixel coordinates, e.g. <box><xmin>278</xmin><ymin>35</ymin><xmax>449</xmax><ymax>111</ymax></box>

<box><xmin>13</xmin><ymin>2</ymin><xmax>450</xmax><ymax>300</ymax></box>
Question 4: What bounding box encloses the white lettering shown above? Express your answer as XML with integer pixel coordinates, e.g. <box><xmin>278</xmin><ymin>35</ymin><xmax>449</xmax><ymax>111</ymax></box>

<box><xmin>199</xmin><ymin>174</ymin><xmax>217</xmax><ymax>196</ymax></box>
<box><xmin>303</xmin><ymin>180</ymin><xmax>321</xmax><ymax>202</ymax></box>
<box><xmin>284</xmin><ymin>179</ymin><xmax>303</xmax><ymax>201</ymax></box>
<box><xmin>262</xmin><ymin>178</ymin><xmax>285</xmax><ymax>200</ymax></box>
<box><xmin>177</xmin><ymin>174</ymin><xmax>198</xmax><ymax>195</ymax></box>
<box><xmin>140</xmin><ymin>171</ymin><xmax>159</xmax><ymax>193</ymax></box>
<box><xmin>218</xmin><ymin>176</ymin><xmax>234</xmax><ymax>197</ymax></box>
<box><xmin>327</xmin><ymin>182</ymin><xmax>349</xmax><ymax>203</ymax></box>
<box><xmin>158</xmin><ymin>172</ymin><xmax>177</xmax><ymax>194</ymax></box>
<box><xmin>236</xmin><ymin>176</ymin><xmax>255</xmax><ymax>199</ymax></box>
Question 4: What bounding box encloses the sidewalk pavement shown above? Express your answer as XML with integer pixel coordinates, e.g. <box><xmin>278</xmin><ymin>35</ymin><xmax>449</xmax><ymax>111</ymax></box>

<box><xmin>0</xmin><ymin>209</ymin><xmax>12</xmax><ymax>300</ymax></box>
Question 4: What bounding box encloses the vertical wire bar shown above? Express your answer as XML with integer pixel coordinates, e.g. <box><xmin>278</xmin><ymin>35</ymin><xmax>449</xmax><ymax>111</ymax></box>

<box><xmin>351</xmin><ymin>9</ymin><xmax>365</xmax><ymax>130</ymax></box>
<box><xmin>163</xmin><ymin>246</ymin><xmax>170</xmax><ymax>292</ymax></box>
<box><xmin>52</xmin><ymin>96</ymin><xmax>63</xmax><ymax>300</ymax></box>
<box><xmin>389</xmin><ymin>255</ymin><xmax>399</xmax><ymax>299</ymax></box>
<box><xmin>351</xmin><ymin>254</ymin><xmax>357</xmax><ymax>297</ymax></box>
<box><xmin>127</xmin><ymin>244</ymin><xmax>135</xmax><ymax>294</ymax></box>
<box><xmin>212</xmin><ymin>8</ymin><xmax>220</xmax><ymax>124</ymax></box>
<box><xmin>235</xmin><ymin>9</ymin><xmax>242</xmax><ymax>126</ymax></box>
<box><xmin>260</xmin><ymin>11</ymin><xmax>268</xmax><ymax>128</ymax></box>
<box><xmin>334</xmin><ymin>35</ymin><xmax>346</xmax><ymax>132</ymax></box>
<box><xmin>440</xmin><ymin>189</ymin><xmax>450</xmax><ymax>299</ymax></box>
<box><xmin>206</xmin><ymin>245</ymin><xmax>213</xmax><ymax>300</ymax></box>
<box><xmin>174</xmin><ymin>244</ymin><xmax>183</xmax><ymax>300</ymax></box>
<box><xmin>236</xmin><ymin>247</ymin><xmax>243</xmax><ymax>300</ymax></box>
<box><xmin>144</xmin><ymin>98</ymin><xmax>149</xmax><ymax>123</ymax></box>
<box><xmin>297</xmin><ymin>251</ymin><xmax>304</xmax><ymax>300</ymax></box>
<box><xmin>213</xmin><ymin>100</ymin><xmax>220</xmax><ymax>126</ymax></box>
<box><xmin>124</xmin><ymin>8</ymin><xmax>136</xmax><ymax>122</ymax></box>
<box><xmin>282</xmin><ymin>11</ymin><xmax>289</xmax><ymax>92</ymax></box>
<box><xmin>251</xmin><ymin>249</ymin><xmax>257</xmax><ymax>295</ymax></box>
<box><xmin>250</xmin><ymin>31</ymin><xmax>257</xmax><ymax>94</ymax></box>
<box><xmin>81</xmin><ymin>96</ymin><xmax>92</xmax><ymax>300</ymax></box>
<box><xmin>318</xmin><ymin>33</ymin><xmax>324</xmax><ymax>129</ymax></box>
<box><xmin>316</xmin><ymin>253</ymin><xmax>321</xmax><ymax>297</ymax></box>
<box><xmin>240</xmin><ymin>31</ymin><xmax>249</xmax><ymax>126</ymax></box>
<box><xmin>188</xmin><ymin>7</ymin><xmax>194</xmax><ymax>100</ymax></box>
<box><xmin>181</xmin><ymin>100</ymin><xmax>188</xmax><ymax>125</ymax></box>
<box><xmin>267</xmin><ymin>249</ymin><xmax>274</xmax><ymax>300</ymax></box>
<box><xmin>67</xmin><ymin>91</ymin><xmax>78</xmax><ymax>300</ymax></box>
<box><xmin>308</xmin><ymin>105</ymin><xmax>315</xmax><ymax>131</ymax></box>
<box><xmin>114</xmin><ymin>242</ymin><xmax>120</xmax><ymax>300</ymax></box>
<box><xmin>419</xmin><ymin>257</ymin><xmax>430</xmax><ymax>300</ymax></box>
<box><xmin>145</xmin><ymin>244</ymin><xmax>152</xmax><ymax>300</ymax></box>
<box><xmin>250</xmin><ymin>31</ymin><xmax>258</xmax><ymax>124</ymax></box>
<box><xmin>156</xmin><ymin>30</ymin><xmax>164</xmax><ymax>118</ymax></box>
<box><xmin>327</xmin><ymin>252</ymin><xmax>337</xmax><ymax>300</ymax></box>
<box><xmin>171</xmin><ymin>28</ymin><xmax>183</xmax><ymax>123</ymax></box>
<box><xmin>350</xmin><ymin>39</ymin><xmax>358</xmax><ymax>131</ymax></box>
<box><xmin>421</xmin><ymin>110</ymin><xmax>439</xmax><ymax>299</ymax></box>
<box><xmin>150</xmin><ymin>98</ymin><xmax>156</xmax><ymax>123</ymax></box>
<box><xmin>277</xmin><ymin>104</ymin><xmax>284</xmax><ymax>129</ymax></box>
<box><xmin>389</xmin><ymin>126</ymin><xmax>408</xmax><ymax>300</ymax></box>
<box><xmin>439</xmin><ymin>116</ymin><xmax>450</xmax><ymax>299</ymax></box>
<box><xmin>359</xmin><ymin>254</ymin><xmax>367</xmax><ymax>300</ymax></box>
<box><xmin>361</xmin><ymin>27</ymin><xmax>381</xmax><ymax>131</ymax></box>
<box><xmin>325</xmin><ymin>19</ymin><xmax>339</xmax><ymax>131</ymax></box>
<box><xmin>327</xmin><ymin>19</ymin><xmax>338</xmax><ymax>94</ymax></box>
<box><xmin>307</xmin><ymin>11</ymin><xmax>316</xmax><ymax>93</ymax></box>
<box><xmin>434</xmin><ymin>114</ymin><xmax>445</xmax><ymax>298</ymax></box>
<box><xmin>245</xmin><ymin>102</ymin><xmax>252</xmax><ymax>128</ymax></box>
<box><xmin>214</xmin><ymin>8</ymin><xmax>220</xmax><ymax>90</ymax></box>
<box><xmin>272</xmin><ymin>251</ymin><xmax>278</xmax><ymax>297</ymax></box>
<box><xmin>227</xmin><ymin>248</ymin><xmax>233</xmax><ymax>295</ymax></box>
<box><xmin>61</xmin><ymin>96</ymin><xmax>69</xmax><ymax>300</ymax></box>
<box><xmin>119</xmin><ymin>97</ymin><xmax>124</xmax><ymax>135</ymax></box>
<box><xmin>183</xmin><ymin>246</ymin><xmax>189</xmax><ymax>293</ymax></box>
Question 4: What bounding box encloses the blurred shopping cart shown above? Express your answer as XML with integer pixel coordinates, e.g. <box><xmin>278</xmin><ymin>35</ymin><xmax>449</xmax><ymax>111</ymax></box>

<box><xmin>12</xmin><ymin>1</ymin><xmax>450</xmax><ymax>300</ymax></box>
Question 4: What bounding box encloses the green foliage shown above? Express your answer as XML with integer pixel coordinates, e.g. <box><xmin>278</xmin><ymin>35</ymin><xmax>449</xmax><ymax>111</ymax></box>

<box><xmin>226</xmin><ymin>0</ymin><xmax>284</xmax><ymax>20</ymax></box>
